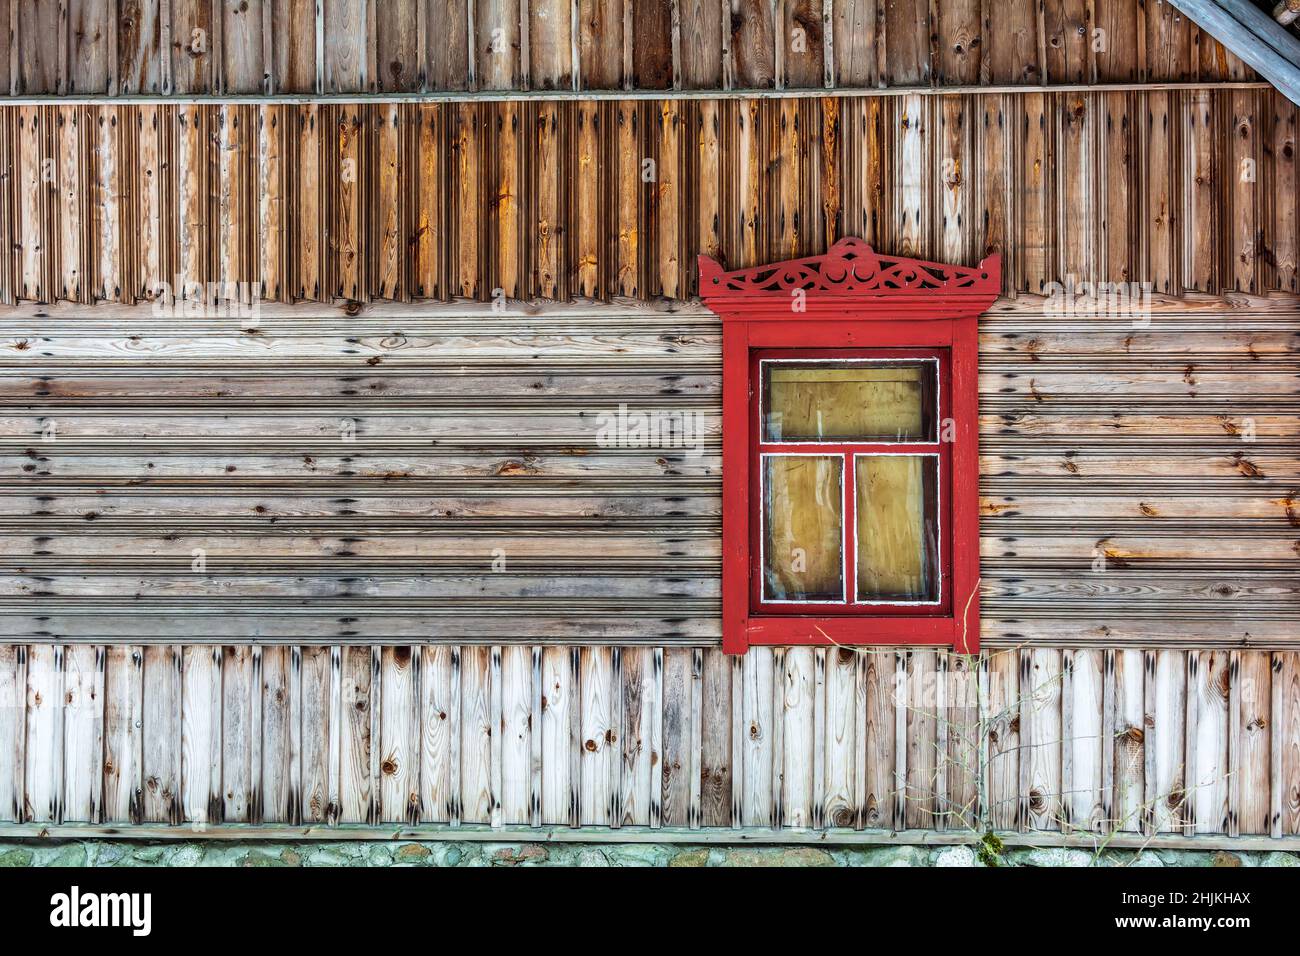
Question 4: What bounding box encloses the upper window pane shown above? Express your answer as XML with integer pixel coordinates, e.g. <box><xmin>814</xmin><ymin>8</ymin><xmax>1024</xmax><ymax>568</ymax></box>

<box><xmin>762</xmin><ymin>360</ymin><xmax>937</xmax><ymax>442</ymax></box>
<box><xmin>762</xmin><ymin>455</ymin><xmax>843</xmax><ymax>602</ymax></box>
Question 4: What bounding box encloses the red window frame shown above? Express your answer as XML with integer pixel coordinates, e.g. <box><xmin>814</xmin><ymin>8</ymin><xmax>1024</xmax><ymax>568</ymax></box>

<box><xmin>698</xmin><ymin>238</ymin><xmax>1001</xmax><ymax>655</ymax></box>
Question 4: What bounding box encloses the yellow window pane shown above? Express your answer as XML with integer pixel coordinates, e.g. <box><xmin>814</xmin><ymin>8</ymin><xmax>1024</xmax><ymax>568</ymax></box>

<box><xmin>763</xmin><ymin>361</ymin><xmax>936</xmax><ymax>442</ymax></box>
<box><xmin>855</xmin><ymin>456</ymin><xmax>939</xmax><ymax>602</ymax></box>
<box><xmin>762</xmin><ymin>456</ymin><xmax>843</xmax><ymax>602</ymax></box>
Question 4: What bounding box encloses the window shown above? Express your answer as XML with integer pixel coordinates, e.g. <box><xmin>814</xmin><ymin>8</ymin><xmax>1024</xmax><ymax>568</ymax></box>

<box><xmin>698</xmin><ymin>238</ymin><xmax>1000</xmax><ymax>654</ymax></box>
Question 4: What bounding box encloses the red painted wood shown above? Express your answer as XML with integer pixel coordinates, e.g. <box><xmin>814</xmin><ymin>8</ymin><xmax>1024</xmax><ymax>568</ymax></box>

<box><xmin>699</xmin><ymin>238</ymin><xmax>1000</xmax><ymax>655</ymax></box>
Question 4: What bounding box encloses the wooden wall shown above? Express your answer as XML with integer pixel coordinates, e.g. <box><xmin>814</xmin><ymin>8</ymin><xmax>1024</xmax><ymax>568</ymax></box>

<box><xmin>1</xmin><ymin>90</ymin><xmax>1295</xmax><ymax>308</ymax></box>
<box><xmin>2</xmin><ymin>298</ymin><xmax>1296</xmax><ymax>649</ymax></box>
<box><xmin>2</xmin><ymin>642</ymin><xmax>1298</xmax><ymax>837</ymax></box>
<box><xmin>3</xmin><ymin>0</ymin><xmax>1252</xmax><ymax>95</ymax></box>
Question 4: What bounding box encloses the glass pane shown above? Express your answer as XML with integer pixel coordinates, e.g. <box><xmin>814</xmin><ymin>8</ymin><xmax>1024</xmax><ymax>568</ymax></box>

<box><xmin>763</xmin><ymin>360</ymin><xmax>937</xmax><ymax>442</ymax></box>
<box><xmin>855</xmin><ymin>455</ymin><xmax>939</xmax><ymax>602</ymax></box>
<box><xmin>762</xmin><ymin>456</ymin><xmax>843</xmax><ymax>602</ymax></box>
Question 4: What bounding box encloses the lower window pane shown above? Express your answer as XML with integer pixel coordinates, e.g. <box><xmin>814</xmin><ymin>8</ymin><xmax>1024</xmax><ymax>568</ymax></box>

<box><xmin>855</xmin><ymin>456</ymin><xmax>939</xmax><ymax>602</ymax></box>
<box><xmin>762</xmin><ymin>456</ymin><xmax>843</xmax><ymax>602</ymax></box>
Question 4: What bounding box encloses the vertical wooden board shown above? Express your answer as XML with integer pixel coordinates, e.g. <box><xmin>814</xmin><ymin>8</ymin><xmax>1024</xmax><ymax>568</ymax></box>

<box><xmin>986</xmin><ymin>0</ymin><xmax>1038</xmax><ymax>84</ymax></box>
<box><xmin>182</xmin><ymin>646</ymin><xmax>222</xmax><ymax>824</ymax></box>
<box><xmin>455</xmin><ymin>103</ymin><xmax>481</xmax><ymax>298</ymax></box>
<box><xmin>578</xmin><ymin>646</ymin><xmax>615</xmax><ymax>825</ymax></box>
<box><xmin>62</xmin><ymin>645</ymin><xmax>103</xmax><ymax>823</ymax></box>
<box><xmin>496</xmin><ymin>101</ymin><xmax>521</xmax><ymax>298</ymax></box>
<box><xmin>700</xmin><ymin>647</ymin><xmax>732</xmax><ymax>827</ymax></box>
<box><xmin>617</xmin><ymin>647</ymin><xmax>653</xmax><ymax>826</ymax></box>
<box><xmin>839</xmin><ymin>97</ymin><xmax>882</xmax><ymax>248</ymax></box>
<box><xmin>1093</xmin><ymin>0</ymin><xmax>1136</xmax><ymax>82</ymax></box>
<box><xmin>1042</xmin><ymin>0</ymin><xmax>1087</xmax><ymax>84</ymax></box>
<box><xmin>529</xmin><ymin>0</ymin><xmax>574</xmax><ymax>89</ymax></box>
<box><xmin>377</xmin><ymin>647</ymin><xmax>418</xmax><ymax>823</ymax></box>
<box><xmin>333</xmin><ymin>106</ymin><xmax>361</xmax><ymax>299</ymax></box>
<box><xmin>679</xmin><ymin>0</ymin><xmax>721</xmax><ymax>89</ymax></box>
<box><xmin>938</xmin><ymin>95</ymin><xmax>969</xmax><ymax>268</ymax></box>
<box><xmin>658</xmin><ymin>100</ymin><xmax>682</xmax><ymax>297</ymax></box>
<box><xmin>498</xmin><ymin>645</ymin><xmax>532</xmax><ymax>825</ymax></box>
<box><xmin>376</xmin><ymin>0</ymin><xmax>420</xmax><ymax>91</ymax></box>
<box><xmin>615</xmin><ymin>100</ymin><xmax>639</xmax><ymax>294</ymax></box>
<box><xmin>220</xmin><ymin>646</ymin><xmax>253</xmax><ymax>823</ymax></box>
<box><xmin>1144</xmin><ymin>0</ymin><xmax>1190</xmax><ymax>82</ymax></box>
<box><xmin>833</xmin><ymin>0</ymin><xmax>876</xmax><ymax>87</ymax></box>
<box><xmin>457</xmin><ymin>647</ymin><xmax>494</xmax><ymax>824</ymax></box>
<box><xmin>336</xmin><ymin>645</ymin><xmax>371</xmax><ymax>823</ymax></box>
<box><xmin>1238</xmin><ymin>651</ymin><xmax>1271</xmax><ymax>835</ymax></box>
<box><xmin>986</xmin><ymin>648</ymin><xmax>1019</xmax><ymax>830</ymax></box>
<box><xmin>176</xmin><ymin>106</ymin><xmax>205</xmax><ymax>298</ymax></box>
<box><xmin>1068</xmin><ymin>648</ymin><xmax>1105</xmax><ymax>832</ymax></box>
<box><xmin>57</xmin><ymin>106</ymin><xmax>84</xmax><ymax>301</ymax></box>
<box><xmin>1100</xmin><ymin>91</ymin><xmax>1132</xmax><ymax>284</ymax></box>
<box><xmin>858</xmin><ymin>648</ymin><xmax>894</xmax><ymax>828</ymax></box>
<box><xmin>17</xmin><ymin>107</ymin><xmax>45</xmax><ymax>303</ymax></box>
<box><xmin>417</xmin><ymin>646</ymin><xmax>455</xmax><ymax>823</ymax></box>
<box><xmin>731</xmin><ymin>0</ymin><xmax>775</xmax><ymax>89</ymax></box>
<box><xmin>551</xmin><ymin>100</ymin><xmax>577</xmax><ymax>295</ymax></box>
<box><xmin>977</xmin><ymin>94</ymin><xmax>1008</xmax><ymax>266</ymax></box>
<box><xmin>374</xmin><ymin>104</ymin><xmax>402</xmax><ymax>300</ymax></box>
<box><xmin>119</xmin><ymin>0</ymin><xmax>164</xmax><ymax>93</ymax></box>
<box><xmin>1184</xmin><ymin>90</ymin><xmax>1216</xmax><ymax>291</ymax></box>
<box><xmin>102</xmin><ymin>646</ymin><xmax>143</xmax><ymax>824</ymax></box>
<box><xmin>903</xmin><ymin>651</ymin><xmax>937</xmax><ymax>829</ymax></box>
<box><xmin>935</xmin><ymin>0</ymin><xmax>980</xmax><ymax>86</ymax></box>
<box><xmin>578</xmin><ymin>0</ymin><xmax>622</xmax><ymax>88</ymax></box>
<box><xmin>822</xmin><ymin>647</ymin><xmax>857</xmax><ymax>828</ymax></box>
<box><xmin>323</xmin><ymin>0</ymin><xmax>366</xmax><ymax>91</ymax></box>
<box><xmin>412</xmin><ymin>104</ymin><xmax>443</xmax><ymax>298</ymax></box>
<box><xmin>540</xmin><ymin>645</ymin><xmax>572</xmax><ymax>824</ymax></box>
<box><xmin>426</xmin><ymin>0</ymin><xmax>470</xmax><ymax>90</ymax></box>
<box><xmin>70</xmin><ymin>0</ymin><xmax>114</xmax><ymax>93</ymax></box>
<box><xmin>259</xmin><ymin>646</ymin><xmax>293</xmax><ymax>823</ymax></box>
<box><xmin>1271</xmin><ymin>94</ymin><xmax>1297</xmax><ymax>292</ymax></box>
<box><xmin>632</xmin><ymin>0</ymin><xmax>674</xmax><ymax>89</ymax></box>
<box><xmin>781</xmin><ymin>0</ymin><xmax>822</xmax><ymax>89</ymax></box>
<box><xmin>0</xmin><ymin>647</ymin><xmax>24</xmax><ymax>821</ymax></box>
<box><xmin>660</xmin><ymin>647</ymin><xmax>693</xmax><ymax>826</ymax></box>
<box><xmin>895</xmin><ymin>94</ymin><xmax>926</xmax><ymax>260</ymax></box>
<box><xmin>477</xmin><ymin>0</ymin><xmax>521</xmax><ymax>90</ymax></box>
<box><xmin>222</xmin><ymin>0</ymin><xmax>267</xmax><ymax>92</ymax></box>
<box><xmin>171</xmin><ymin>0</ymin><xmax>215</xmax><ymax>94</ymax></box>
<box><xmin>1019</xmin><ymin>92</ymin><xmax>1049</xmax><ymax>293</ymax></box>
<box><xmin>779</xmin><ymin>647</ymin><xmax>815</xmax><ymax>828</ymax></box>
<box><xmin>1231</xmin><ymin>91</ymin><xmax>1259</xmax><ymax>293</ymax></box>
<box><xmin>741</xmin><ymin>645</ymin><xmax>775</xmax><ymax>827</ymax></box>
<box><xmin>136</xmin><ymin>105</ymin><xmax>163</xmax><ymax>301</ymax></box>
<box><xmin>1113</xmin><ymin>648</ymin><xmax>1145</xmax><ymax>831</ymax></box>
<box><xmin>946</xmin><ymin>653</ymin><xmax>979</xmax><ymax>831</ymax></box>
<box><xmin>883</xmin><ymin>0</ymin><xmax>928</xmax><ymax>85</ymax></box>
<box><xmin>771</xmin><ymin>98</ymin><xmax>801</xmax><ymax>261</ymax></box>
<box><xmin>259</xmin><ymin>105</ymin><xmax>284</xmax><ymax>301</ymax></box>
<box><xmin>1146</xmin><ymin>90</ymin><xmax>1174</xmax><ymax>295</ymax></box>
<box><xmin>274</xmin><ymin>0</ymin><xmax>318</xmax><ymax>92</ymax></box>
<box><xmin>298</xmin><ymin>646</ymin><xmax>332</xmax><ymax>823</ymax></box>
<box><xmin>23</xmin><ymin>646</ymin><xmax>60</xmax><ymax>823</ymax></box>
<box><xmin>1192</xmin><ymin>650</ymin><xmax>1231</xmax><ymax>833</ymax></box>
<box><xmin>1152</xmin><ymin>650</ymin><xmax>1187</xmax><ymax>833</ymax></box>
<box><xmin>16</xmin><ymin>0</ymin><xmax>63</xmax><ymax>93</ymax></box>
<box><xmin>1282</xmin><ymin>652</ymin><xmax>1300</xmax><ymax>836</ymax></box>
<box><xmin>1057</xmin><ymin>92</ymin><xmax>1092</xmax><ymax>284</ymax></box>
<box><xmin>141</xmin><ymin>645</ymin><xmax>180</xmax><ymax>824</ymax></box>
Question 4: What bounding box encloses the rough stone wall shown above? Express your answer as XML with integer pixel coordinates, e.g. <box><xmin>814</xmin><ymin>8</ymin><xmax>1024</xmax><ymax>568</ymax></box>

<box><xmin>2</xmin><ymin>842</ymin><xmax>1297</xmax><ymax>868</ymax></box>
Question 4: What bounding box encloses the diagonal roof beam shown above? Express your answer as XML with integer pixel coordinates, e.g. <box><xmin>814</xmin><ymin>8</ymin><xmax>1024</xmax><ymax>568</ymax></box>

<box><xmin>1170</xmin><ymin>0</ymin><xmax>1300</xmax><ymax>104</ymax></box>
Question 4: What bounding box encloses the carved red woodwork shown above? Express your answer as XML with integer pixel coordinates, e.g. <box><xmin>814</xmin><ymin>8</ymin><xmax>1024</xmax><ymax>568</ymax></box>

<box><xmin>698</xmin><ymin>239</ymin><xmax>1001</xmax><ymax>655</ymax></box>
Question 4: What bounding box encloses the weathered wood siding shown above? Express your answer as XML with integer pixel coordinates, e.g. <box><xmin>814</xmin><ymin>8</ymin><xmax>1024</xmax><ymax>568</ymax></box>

<box><xmin>2</xmin><ymin>643</ymin><xmax>1298</xmax><ymax>837</ymax></box>
<box><xmin>4</xmin><ymin>0</ymin><xmax>1252</xmax><ymax>95</ymax></box>
<box><xmin>2</xmin><ymin>298</ymin><xmax>1296</xmax><ymax>648</ymax></box>
<box><xmin>1</xmin><ymin>91</ymin><xmax>1296</xmax><ymax>307</ymax></box>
